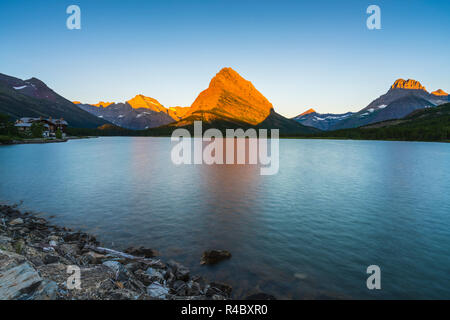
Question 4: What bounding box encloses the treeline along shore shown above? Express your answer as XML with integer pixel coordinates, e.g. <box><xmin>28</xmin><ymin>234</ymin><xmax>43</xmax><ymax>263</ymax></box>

<box><xmin>2</xmin><ymin>103</ymin><xmax>450</xmax><ymax>144</ymax></box>
<box><xmin>66</xmin><ymin>103</ymin><xmax>450</xmax><ymax>143</ymax></box>
<box><xmin>0</xmin><ymin>204</ymin><xmax>254</xmax><ymax>300</ymax></box>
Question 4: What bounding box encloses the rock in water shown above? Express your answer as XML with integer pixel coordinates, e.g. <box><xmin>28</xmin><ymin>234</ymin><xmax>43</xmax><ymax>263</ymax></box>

<box><xmin>124</xmin><ymin>246</ymin><xmax>158</xmax><ymax>258</ymax></box>
<box><xmin>200</xmin><ymin>250</ymin><xmax>232</xmax><ymax>265</ymax></box>
<box><xmin>294</xmin><ymin>272</ymin><xmax>307</xmax><ymax>280</ymax></box>
<box><xmin>209</xmin><ymin>282</ymin><xmax>232</xmax><ymax>296</ymax></box>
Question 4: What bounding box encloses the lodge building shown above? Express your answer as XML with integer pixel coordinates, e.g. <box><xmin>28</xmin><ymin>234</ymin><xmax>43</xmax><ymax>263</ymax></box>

<box><xmin>14</xmin><ymin>117</ymin><xmax>68</xmax><ymax>137</ymax></box>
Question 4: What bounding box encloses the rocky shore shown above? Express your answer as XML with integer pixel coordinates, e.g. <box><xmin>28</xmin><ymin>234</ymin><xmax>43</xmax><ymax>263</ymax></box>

<box><xmin>0</xmin><ymin>204</ymin><xmax>232</xmax><ymax>300</ymax></box>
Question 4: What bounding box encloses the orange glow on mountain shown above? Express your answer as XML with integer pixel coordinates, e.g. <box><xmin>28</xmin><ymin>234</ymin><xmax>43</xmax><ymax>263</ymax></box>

<box><xmin>183</xmin><ymin>67</ymin><xmax>274</xmax><ymax>125</ymax></box>
<box><xmin>169</xmin><ymin>106</ymin><xmax>190</xmax><ymax>119</ymax></box>
<box><xmin>93</xmin><ymin>101</ymin><xmax>114</xmax><ymax>108</ymax></box>
<box><xmin>391</xmin><ymin>79</ymin><xmax>427</xmax><ymax>91</ymax></box>
<box><xmin>127</xmin><ymin>95</ymin><xmax>167</xmax><ymax>112</ymax></box>
<box><xmin>431</xmin><ymin>89</ymin><xmax>448</xmax><ymax>96</ymax></box>
<box><xmin>298</xmin><ymin>108</ymin><xmax>316</xmax><ymax>117</ymax></box>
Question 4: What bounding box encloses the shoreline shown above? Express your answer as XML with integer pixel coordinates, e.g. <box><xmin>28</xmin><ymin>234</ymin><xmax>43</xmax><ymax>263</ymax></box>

<box><xmin>2</xmin><ymin>134</ymin><xmax>448</xmax><ymax>145</ymax></box>
<box><xmin>0</xmin><ymin>136</ymin><xmax>98</xmax><ymax>145</ymax></box>
<box><xmin>0</xmin><ymin>204</ymin><xmax>239</xmax><ymax>300</ymax></box>
<box><xmin>74</xmin><ymin>135</ymin><xmax>450</xmax><ymax>143</ymax></box>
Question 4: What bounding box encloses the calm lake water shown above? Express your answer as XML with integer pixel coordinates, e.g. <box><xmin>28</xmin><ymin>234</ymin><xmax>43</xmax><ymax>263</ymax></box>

<box><xmin>1</xmin><ymin>137</ymin><xmax>449</xmax><ymax>299</ymax></box>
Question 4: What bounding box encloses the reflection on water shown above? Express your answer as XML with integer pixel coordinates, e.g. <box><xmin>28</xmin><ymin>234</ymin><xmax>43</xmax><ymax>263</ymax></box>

<box><xmin>1</xmin><ymin>137</ymin><xmax>450</xmax><ymax>299</ymax></box>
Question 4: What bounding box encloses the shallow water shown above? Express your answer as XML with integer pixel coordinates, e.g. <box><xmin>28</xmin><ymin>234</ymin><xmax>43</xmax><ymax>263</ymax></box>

<box><xmin>1</xmin><ymin>137</ymin><xmax>449</xmax><ymax>299</ymax></box>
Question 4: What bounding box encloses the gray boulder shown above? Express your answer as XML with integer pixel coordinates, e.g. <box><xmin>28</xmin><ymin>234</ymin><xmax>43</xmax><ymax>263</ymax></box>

<box><xmin>147</xmin><ymin>282</ymin><xmax>169</xmax><ymax>299</ymax></box>
<box><xmin>0</xmin><ymin>262</ymin><xmax>42</xmax><ymax>300</ymax></box>
<box><xmin>9</xmin><ymin>218</ymin><xmax>24</xmax><ymax>226</ymax></box>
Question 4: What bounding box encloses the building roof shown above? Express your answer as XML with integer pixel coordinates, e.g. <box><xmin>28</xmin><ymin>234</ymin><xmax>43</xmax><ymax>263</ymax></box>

<box><xmin>18</xmin><ymin>117</ymin><xmax>36</xmax><ymax>123</ymax></box>
<box><xmin>17</xmin><ymin>117</ymin><xmax>68</xmax><ymax>126</ymax></box>
<box><xmin>15</xmin><ymin>122</ymin><xmax>49</xmax><ymax>128</ymax></box>
<box><xmin>52</xmin><ymin>119</ymin><xmax>68</xmax><ymax>125</ymax></box>
<box><xmin>15</xmin><ymin>123</ymin><xmax>32</xmax><ymax>127</ymax></box>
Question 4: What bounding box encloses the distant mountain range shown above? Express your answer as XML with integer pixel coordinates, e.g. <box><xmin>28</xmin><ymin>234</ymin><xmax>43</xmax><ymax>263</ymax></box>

<box><xmin>292</xmin><ymin>109</ymin><xmax>355</xmax><ymax>131</ymax></box>
<box><xmin>308</xmin><ymin>102</ymin><xmax>450</xmax><ymax>142</ymax></box>
<box><xmin>0</xmin><ymin>73</ymin><xmax>109</xmax><ymax>128</ymax></box>
<box><xmin>74</xmin><ymin>96</ymin><xmax>184</xmax><ymax>130</ymax></box>
<box><xmin>2</xmin><ymin>68</ymin><xmax>448</xmax><ymax>135</ymax></box>
<box><xmin>75</xmin><ymin>67</ymin><xmax>316</xmax><ymax>134</ymax></box>
<box><xmin>293</xmin><ymin>79</ymin><xmax>449</xmax><ymax>131</ymax></box>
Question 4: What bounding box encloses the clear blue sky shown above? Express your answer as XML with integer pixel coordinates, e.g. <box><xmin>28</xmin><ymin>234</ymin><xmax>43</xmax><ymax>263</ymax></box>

<box><xmin>1</xmin><ymin>0</ymin><xmax>449</xmax><ymax>117</ymax></box>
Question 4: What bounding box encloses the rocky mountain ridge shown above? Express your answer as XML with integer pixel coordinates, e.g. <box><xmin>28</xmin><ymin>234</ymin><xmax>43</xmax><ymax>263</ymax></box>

<box><xmin>293</xmin><ymin>78</ymin><xmax>449</xmax><ymax>131</ymax></box>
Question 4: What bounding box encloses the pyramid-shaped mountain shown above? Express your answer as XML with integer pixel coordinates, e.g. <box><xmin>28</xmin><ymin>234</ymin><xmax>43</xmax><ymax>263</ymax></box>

<box><xmin>165</xmin><ymin>67</ymin><xmax>316</xmax><ymax>134</ymax></box>
<box><xmin>181</xmin><ymin>67</ymin><xmax>273</xmax><ymax>125</ymax></box>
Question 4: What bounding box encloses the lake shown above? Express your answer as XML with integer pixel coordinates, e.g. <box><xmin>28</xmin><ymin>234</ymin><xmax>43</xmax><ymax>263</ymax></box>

<box><xmin>1</xmin><ymin>137</ymin><xmax>449</xmax><ymax>299</ymax></box>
